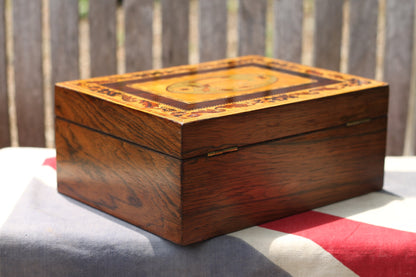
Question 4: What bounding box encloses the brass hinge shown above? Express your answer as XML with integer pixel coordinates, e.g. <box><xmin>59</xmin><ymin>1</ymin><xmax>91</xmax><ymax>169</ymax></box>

<box><xmin>207</xmin><ymin>147</ymin><xmax>239</xmax><ymax>157</ymax></box>
<box><xmin>346</xmin><ymin>118</ymin><xmax>371</xmax><ymax>127</ymax></box>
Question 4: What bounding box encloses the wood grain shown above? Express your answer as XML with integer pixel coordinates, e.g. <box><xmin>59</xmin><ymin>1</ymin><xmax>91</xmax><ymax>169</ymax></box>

<box><xmin>89</xmin><ymin>0</ymin><xmax>117</xmax><ymax>77</ymax></box>
<box><xmin>313</xmin><ymin>0</ymin><xmax>343</xmax><ymax>70</ymax></box>
<box><xmin>238</xmin><ymin>0</ymin><xmax>267</xmax><ymax>56</ymax></box>
<box><xmin>55</xmin><ymin>55</ymin><xmax>388</xmax><ymax>124</ymax></box>
<box><xmin>55</xmin><ymin>86</ymin><xmax>182</xmax><ymax>158</ymax></box>
<box><xmin>0</xmin><ymin>0</ymin><xmax>9</xmax><ymax>147</ymax></box>
<box><xmin>124</xmin><ymin>0</ymin><xmax>153</xmax><ymax>72</ymax></box>
<box><xmin>348</xmin><ymin>0</ymin><xmax>378</xmax><ymax>79</ymax></box>
<box><xmin>56</xmin><ymin>65</ymin><xmax>388</xmax><ymax>244</ymax></box>
<box><xmin>182</xmin><ymin>116</ymin><xmax>387</xmax><ymax>244</ymax></box>
<box><xmin>182</xmin><ymin>86</ymin><xmax>389</xmax><ymax>158</ymax></box>
<box><xmin>49</xmin><ymin>0</ymin><xmax>79</xmax><ymax>87</ymax></box>
<box><xmin>56</xmin><ymin>118</ymin><xmax>182</xmax><ymax>244</ymax></box>
<box><xmin>384</xmin><ymin>0</ymin><xmax>415</xmax><ymax>155</ymax></box>
<box><xmin>13</xmin><ymin>0</ymin><xmax>44</xmax><ymax>146</ymax></box>
<box><xmin>199</xmin><ymin>0</ymin><xmax>227</xmax><ymax>62</ymax></box>
<box><xmin>161</xmin><ymin>0</ymin><xmax>189</xmax><ymax>67</ymax></box>
<box><xmin>273</xmin><ymin>0</ymin><xmax>303</xmax><ymax>63</ymax></box>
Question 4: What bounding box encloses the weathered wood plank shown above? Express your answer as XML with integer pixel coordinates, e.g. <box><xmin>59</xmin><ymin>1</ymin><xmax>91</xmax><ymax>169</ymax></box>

<box><xmin>313</xmin><ymin>0</ymin><xmax>343</xmax><ymax>70</ymax></box>
<box><xmin>50</xmin><ymin>0</ymin><xmax>79</xmax><ymax>85</ymax></box>
<box><xmin>199</xmin><ymin>0</ymin><xmax>227</xmax><ymax>62</ymax></box>
<box><xmin>13</xmin><ymin>0</ymin><xmax>44</xmax><ymax>146</ymax></box>
<box><xmin>161</xmin><ymin>0</ymin><xmax>189</xmax><ymax>67</ymax></box>
<box><xmin>124</xmin><ymin>0</ymin><xmax>153</xmax><ymax>72</ymax></box>
<box><xmin>348</xmin><ymin>0</ymin><xmax>378</xmax><ymax>78</ymax></box>
<box><xmin>384</xmin><ymin>0</ymin><xmax>415</xmax><ymax>155</ymax></box>
<box><xmin>238</xmin><ymin>0</ymin><xmax>267</xmax><ymax>56</ymax></box>
<box><xmin>273</xmin><ymin>0</ymin><xmax>303</xmax><ymax>63</ymax></box>
<box><xmin>89</xmin><ymin>0</ymin><xmax>117</xmax><ymax>77</ymax></box>
<box><xmin>0</xmin><ymin>0</ymin><xmax>10</xmax><ymax>147</ymax></box>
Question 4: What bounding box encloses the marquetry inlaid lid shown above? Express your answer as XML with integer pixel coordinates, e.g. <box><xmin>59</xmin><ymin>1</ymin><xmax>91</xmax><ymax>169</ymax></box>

<box><xmin>57</xmin><ymin>56</ymin><xmax>387</xmax><ymax>124</ymax></box>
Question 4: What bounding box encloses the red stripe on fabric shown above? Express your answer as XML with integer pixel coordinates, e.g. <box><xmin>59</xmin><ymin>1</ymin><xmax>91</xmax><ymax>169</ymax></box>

<box><xmin>260</xmin><ymin>211</ymin><xmax>416</xmax><ymax>276</ymax></box>
<box><xmin>42</xmin><ymin>157</ymin><xmax>56</xmax><ymax>170</ymax></box>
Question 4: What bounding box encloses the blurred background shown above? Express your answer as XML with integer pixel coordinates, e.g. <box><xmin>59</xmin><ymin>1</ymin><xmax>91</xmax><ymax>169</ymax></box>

<box><xmin>1</xmin><ymin>0</ymin><xmax>415</xmax><ymax>156</ymax></box>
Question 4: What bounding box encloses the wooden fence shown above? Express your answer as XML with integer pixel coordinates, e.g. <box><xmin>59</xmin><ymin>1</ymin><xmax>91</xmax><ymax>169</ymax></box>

<box><xmin>0</xmin><ymin>0</ymin><xmax>415</xmax><ymax>156</ymax></box>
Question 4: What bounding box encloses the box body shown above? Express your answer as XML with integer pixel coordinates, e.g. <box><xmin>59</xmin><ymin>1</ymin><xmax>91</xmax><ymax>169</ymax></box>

<box><xmin>55</xmin><ymin>56</ymin><xmax>388</xmax><ymax>245</ymax></box>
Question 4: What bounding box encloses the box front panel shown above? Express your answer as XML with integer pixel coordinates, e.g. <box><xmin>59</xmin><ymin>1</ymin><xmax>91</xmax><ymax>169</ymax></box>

<box><xmin>56</xmin><ymin>119</ymin><xmax>183</xmax><ymax>243</ymax></box>
<box><xmin>181</xmin><ymin>116</ymin><xmax>387</xmax><ymax>244</ymax></box>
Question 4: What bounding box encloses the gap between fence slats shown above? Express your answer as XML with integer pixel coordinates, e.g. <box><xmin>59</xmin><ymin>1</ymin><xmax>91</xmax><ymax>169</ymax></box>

<box><xmin>384</xmin><ymin>0</ymin><xmax>415</xmax><ymax>155</ymax></box>
<box><xmin>199</xmin><ymin>0</ymin><xmax>227</xmax><ymax>62</ymax></box>
<box><xmin>161</xmin><ymin>0</ymin><xmax>189</xmax><ymax>67</ymax></box>
<box><xmin>0</xmin><ymin>0</ymin><xmax>10</xmax><ymax>147</ymax></box>
<box><xmin>89</xmin><ymin>0</ymin><xmax>117</xmax><ymax>77</ymax></box>
<box><xmin>274</xmin><ymin>0</ymin><xmax>303</xmax><ymax>63</ymax></box>
<box><xmin>124</xmin><ymin>0</ymin><xmax>153</xmax><ymax>72</ymax></box>
<box><xmin>313</xmin><ymin>0</ymin><xmax>344</xmax><ymax>71</ymax></box>
<box><xmin>348</xmin><ymin>0</ymin><xmax>378</xmax><ymax>79</ymax></box>
<box><xmin>13</xmin><ymin>0</ymin><xmax>45</xmax><ymax>147</ymax></box>
<box><xmin>238</xmin><ymin>0</ymin><xmax>267</xmax><ymax>56</ymax></box>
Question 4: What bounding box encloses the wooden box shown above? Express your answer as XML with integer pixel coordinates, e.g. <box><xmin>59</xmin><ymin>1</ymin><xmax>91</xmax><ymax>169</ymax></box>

<box><xmin>55</xmin><ymin>56</ymin><xmax>388</xmax><ymax>245</ymax></box>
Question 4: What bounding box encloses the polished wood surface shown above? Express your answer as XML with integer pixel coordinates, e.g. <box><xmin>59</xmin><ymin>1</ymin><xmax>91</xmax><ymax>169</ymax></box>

<box><xmin>127</xmin><ymin>65</ymin><xmax>314</xmax><ymax>103</ymax></box>
<box><xmin>55</xmin><ymin>86</ymin><xmax>182</xmax><ymax>158</ymax></box>
<box><xmin>56</xmin><ymin>119</ymin><xmax>183</xmax><ymax>243</ymax></box>
<box><xmin>182</xmin><ymin>86</ymin><xmax>388</xmax><ymax>158</ymax></box>
<box><xmin>181</xmin><ymin>116</ymin><xmax>387</xmax><ymax>244</ymax></box>
<box><xmin>56</xmin><ymin>55</ymin><xmax>389</xmax><ymax>244</ymax></box>
<box><xmin>57</xmin><ymin>56</ymin><xmax>387</xmax><ymax>124</ymax></box>
<box><xmin>56</xmin><ymin>113</ymin><xmax>387</xmax><ymax>245</ymax></box>
<box><xmin>55</xmin><ymin>55</ymin><xmax>386</xmax><ymax>157</ymax></box>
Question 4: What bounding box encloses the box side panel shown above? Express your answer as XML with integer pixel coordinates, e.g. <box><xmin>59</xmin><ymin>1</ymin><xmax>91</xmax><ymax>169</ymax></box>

<box><xmin>181</xmin><ymin>116</ymin><xmax>387</xmax><ymax>244</ymax></box>
<box><xmin>56</xmin><ymin>119</ymin><xmax>183</xmax><ymax>243</ymax></box>
<box><xmin>55</xmin><ymin>85</ymin><xmax>182</xmax><ymax>158</ymax></box>
<box><xmin>182</xmin><ymin>86</ymin><xmax>388</xmax><ymax>158</ymax></box>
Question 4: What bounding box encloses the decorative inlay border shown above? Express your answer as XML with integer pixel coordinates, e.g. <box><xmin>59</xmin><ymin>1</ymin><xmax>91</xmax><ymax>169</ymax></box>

<box><xmin>57</xmin><ymin>56</ymin><xmax>386</xmax><ymax>123</ymax></box>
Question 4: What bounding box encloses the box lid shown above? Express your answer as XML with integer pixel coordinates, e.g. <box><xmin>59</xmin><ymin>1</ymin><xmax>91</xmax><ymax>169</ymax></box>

<box><xmin>55</xmin><ymin>56</ymin><xmax>388</xmax><ymax>159</ymax></box>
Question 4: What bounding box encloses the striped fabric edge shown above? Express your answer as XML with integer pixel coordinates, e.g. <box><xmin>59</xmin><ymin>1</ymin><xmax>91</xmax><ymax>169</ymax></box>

<box><xmin>41</xmin><ymin>156</ymin><xmax>416</xmax><ymax>276</ymax></box>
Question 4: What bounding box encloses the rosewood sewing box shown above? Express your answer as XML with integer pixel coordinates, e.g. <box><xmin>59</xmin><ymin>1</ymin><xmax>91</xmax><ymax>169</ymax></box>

<box><xmin>55</xmin><ymin>56</ymin><xmax>388</xmax><ymax>245</ymax></box>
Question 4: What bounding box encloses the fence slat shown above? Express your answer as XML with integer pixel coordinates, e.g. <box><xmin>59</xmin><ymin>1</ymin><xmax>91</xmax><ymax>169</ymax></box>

<box><xmin>0</xmin><ymin>0</ymin><xmax>10</xmax><ymax>147</ymax></box>
<box><xmin>348</xmin><ymin>0</ymin><xmax>378</xmax><ymax>78</ymax></box>
<box><xmin>89</xmin><ymin>0</ymin><xmax>117</xmax><ymax>77</ymax></box>
<box><xmin>124</xmin><ymin>0</ymin><xmax>153</xmax><ymax>72</ymax></box>
<box><xmin>384</xmin><ymin>0</ymin><xmax>415</xmax><ymax>155</ymax></box>
<box><xmin>274</xmin><ymin>0</ymin><xmax>303</xmax><ymax>63</ymax></box>
<box><xmin>313</xmin><ymin>0</ymin><xmax>343</xmax><ymax>70</ymax></box>
<box><xmin>50</xmin><ymin>0</ymin><xmax>79</xmax><ymax>84</ymax></box>
<box><xmin>13</xmin><ymin>0</ymin><xmax>44</xmax><ymax>146</ymax></box>
<box><xmin>161</xmin><ymin>0</ymin><xmax>189</xmax><ymax>67</ymax></box>
<box><xmin>238</xmin><ymin>0</ymin><xmax>267</xmax><ymax>56</ymax></box>
<box><xmin>199</xmin><ymin>0</ymin><xmax>227</xmax><ymax>62</ymax></box>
